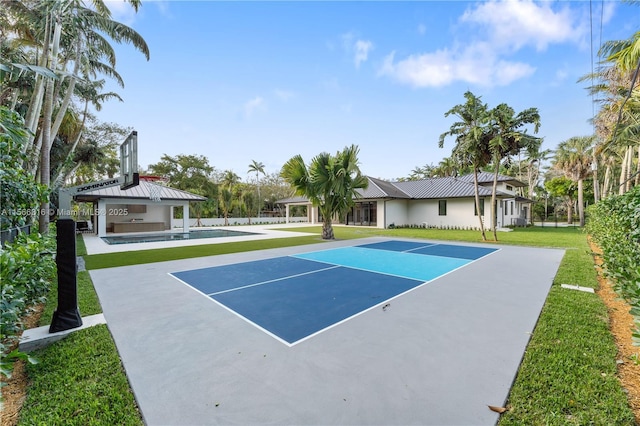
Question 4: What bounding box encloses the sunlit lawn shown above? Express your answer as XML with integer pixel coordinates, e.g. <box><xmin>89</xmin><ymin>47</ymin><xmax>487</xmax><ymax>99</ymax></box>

<box><xmin>21</xmin><ymin>226</ymin><xmax>635</xmax><ymax>425</ymax></box>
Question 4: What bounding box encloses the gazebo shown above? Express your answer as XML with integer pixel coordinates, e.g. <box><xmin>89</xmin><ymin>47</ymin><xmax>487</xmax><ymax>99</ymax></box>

<box><xmin>73</xmin><ymin>177</ymin><xmax>206</xmax><ymax>237</ymax></box>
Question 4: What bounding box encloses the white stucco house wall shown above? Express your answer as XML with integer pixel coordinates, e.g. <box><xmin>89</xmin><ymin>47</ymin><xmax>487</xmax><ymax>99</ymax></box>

<box><xmin>279</xmin><ymin>172</ymin><xmax>532</xmax><ymax>230</ymax></box>
<box><xmin>73</xmin><ymin>177</ymin><xmax>205</xmax><ymax>237</ymax></box>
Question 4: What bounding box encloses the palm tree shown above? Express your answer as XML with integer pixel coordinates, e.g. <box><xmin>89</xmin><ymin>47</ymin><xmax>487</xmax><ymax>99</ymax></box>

<box><xmin>247</xmin><ymin>160</ymin><xmax>265</xmax><ymax>217</ymax></box>
<box><xmin>242</xmin><ymin>190</ymin><xmax>256</xmax><ymax>225</ymax></box>
<box><xmin>221</xmin><ymin>170</ymin><xmax>240</xmax><ymax>189</ymax></box>
<box><xmin>435</xmin><ymin>156</ymin><xmax>459</xmax><ymax>177</ymax></box>
<box><xmin>53</xmin><ymin>79</ymin><xmax>122</xmax><ymax>185</ymax></box>
<box><xmin>281</xmin><ymin>145</ymin><xmax>368</xmax><ymax>240</ymax></box>
<box><xmin>439</xmin><ymin>91</ymin><xmax>492</xmax><ymax>240</ymax></box>
<box><xmin>218</xmin><ymin>188</ymin><xmax>234</xmax><ymax>227</ymax></box>
<box><xmin>552</xmin><ymin>136</ymin><xmax>595</xmax><ymax>226</ymax></box>
<box><xmin>487</xmin><ymin>103</ymin><xmax>541</xmax><ymax>239</ymax></box>
<box><xmin>4</xmin><ymin>0</ymin><xmax>149</xmax><ymax>233</ymax></box>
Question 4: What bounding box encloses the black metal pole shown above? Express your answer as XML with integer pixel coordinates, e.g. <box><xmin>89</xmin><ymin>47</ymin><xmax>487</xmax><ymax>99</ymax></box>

<box><xmin>49</xmin><ymin>218</ymin><xmax>83</xmax><ymax>333</ymax></box>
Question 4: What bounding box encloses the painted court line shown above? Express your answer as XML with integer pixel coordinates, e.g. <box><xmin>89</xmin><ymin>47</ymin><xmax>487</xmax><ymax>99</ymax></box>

<box><xmin>293</xmin><ymin>246</ymin><xmax>470</xmax><ymax>282</ymax></box>
<box><xmin>170</xmin><ymin>272</ymin><xmax>295</xmax><ymax>346</ymax></box>
<box><xmin>169</xmin><ymin>241</ymin><xmax>503</xmax><ymax>346</ymax></box>
<box><xmin>402</xmin><ymin>243</ymin><xmax>438</xmax><ymax>253</ymax></box>
<box><xmin>207</xmin><ymin>264</ymin><xmax>340</xmax><ymax>296</ymax></box>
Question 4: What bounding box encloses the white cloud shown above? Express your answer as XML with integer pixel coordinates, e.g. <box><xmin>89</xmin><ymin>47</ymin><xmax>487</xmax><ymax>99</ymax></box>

<box><xmin>342</xmin><ymin>32</ymin><xmax>374</xmax><ymax>68</ymax></box>
<box><xmin>243</xmin><ymin>96</ymin><xmax>265</xmax><ymax>118</ymax></box>
<box><xmin>460</xmin><ymin>0</ymin><xmax>584</xmax><ymax>52</ymax></box>
<box><xmin>379</xmin><ymin>43</ymin><xmax>535</xmax><ymax>88</ymax></box>
<box><xmin>104</xmin><ymin>1</ymin><xmax>138</xmax><ymax>25</ymax></box>
<box><xmin>354</xmin><ymin>40</ymin><xmax>373</xmax><ymax>68</ymax></box>
<box><xmin>378</xmin><ymin>1</ymin><xmax>589</xmax><ymax>88</ymax></box>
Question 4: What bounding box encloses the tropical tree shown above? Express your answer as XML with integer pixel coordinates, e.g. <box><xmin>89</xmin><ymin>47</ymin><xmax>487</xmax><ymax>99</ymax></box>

<box><xmin>242</xmin><ymin>190</ymin><xmax>257</xmax><ymax>225</ymax></box>
<box><xmin>435</xmin><ymin>156</ymin><xmax>461</xmax><ymax>177</ymax></box>
<box><xmin>581</xmin><ymin>13</ymin><xmax>640</xmax><ymax>199</ymax></box>
<box><xmin>218</xmin><ymin>188</ymin><xmax>234</xmax><ymax>226</ymax></box>
<box><xmin>439</xmin><ymin>91</ymin><xmax>492</xmax><ymax>240</ymax></box>
<box><xmin>552</xmin><ymin>136</ymin><xmax>595</xmax><ymax>226</ymax></box>
<box><xmin>2</xmin><ymin>0</ymin><xmax>149</xmax><ymax>233</ymax></box>
<box><xmin>221</xmin><ymin>170</ymin><xmax>240</xmax><ymax>189</ymax></box>
<box><xmin>281</xmin><ymin>145</ymin><xmax>368</xmax><ymax>240</ymax></box>
<box><xmin>148</xmin><ymin>154</ymin><xmax>215</xmax><ymax>192</ymax></box>
<box><xmin>405</xmin><ymin>163</ymin><xmax>436</xmax><ymax>180</ymax></box>
<box><xmin>545</xmin><ymin>176</ymin><xmax>577</xmax><ymax>223</ymax></box>
<box><xmin>486</xmin><ymin>103</ymin><xmax>541</xmax><ymax>239</ymax></box>
<box><xmin>248</xmin><ymin>159</ymin><xmax>265</xmax><ymax>216</ymax></box>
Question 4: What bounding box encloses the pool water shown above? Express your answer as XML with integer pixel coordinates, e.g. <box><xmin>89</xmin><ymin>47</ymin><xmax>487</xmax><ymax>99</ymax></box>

<box><xmin>102</xmin><ymin>229</ymin><xmax>259</xmax><ymax>245</ymax></box>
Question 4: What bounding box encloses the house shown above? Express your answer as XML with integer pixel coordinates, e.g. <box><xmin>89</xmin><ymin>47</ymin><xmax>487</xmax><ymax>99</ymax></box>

<box><xmin>73</xmin><ymin>177</ymin><xmax>206</xmax><ymax>237</ymax></box>
<box><xmin>279</xmin><ymin>172</ymin><xmax>532</xmax><ymax>229</ymax></box>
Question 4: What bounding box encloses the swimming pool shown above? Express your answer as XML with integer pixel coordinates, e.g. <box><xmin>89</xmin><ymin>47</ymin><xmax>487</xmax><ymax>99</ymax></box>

<box><xmin>102</xmin><ymin>229</ymin><xmax>260</xmax><ymax>245</ymax></box>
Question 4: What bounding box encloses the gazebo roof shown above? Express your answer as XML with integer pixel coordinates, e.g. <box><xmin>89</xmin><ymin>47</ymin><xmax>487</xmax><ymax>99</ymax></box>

<box><xmin>74</xmin><ymin>180</ymin><xmax>206</xmax><ymax>202</ymax></box>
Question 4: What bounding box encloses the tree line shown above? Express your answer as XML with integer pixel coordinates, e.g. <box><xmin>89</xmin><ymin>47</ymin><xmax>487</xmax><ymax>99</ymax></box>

<box><xmin>1</xmin><ymin>0</ymin><xmax>637</xmax><ymax>240</ymax></box>
<box><xmin>408</xmin><ymin>20</ymin><xmax>639</xmax><ymax>231</ymax></box>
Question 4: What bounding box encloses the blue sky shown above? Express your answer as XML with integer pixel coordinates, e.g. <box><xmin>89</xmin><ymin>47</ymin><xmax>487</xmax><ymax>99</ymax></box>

<box><xmin>99</xmin><ymin>0</ymin><xmax>639</xmax><ymax>181</ymax></box>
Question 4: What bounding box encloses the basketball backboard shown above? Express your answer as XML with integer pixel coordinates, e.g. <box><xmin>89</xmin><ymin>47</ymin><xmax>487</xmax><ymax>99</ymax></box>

<box><xmin>120</xmin><ymin>131</ymin><xmax>139</xmax><ymax>190</ymax></box>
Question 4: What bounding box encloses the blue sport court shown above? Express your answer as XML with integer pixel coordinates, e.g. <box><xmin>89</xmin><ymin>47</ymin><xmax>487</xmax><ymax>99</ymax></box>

<box><xmin>170</xmin><ymin>240</ymin><xmax>497</xmax><ymax>345</ymax></box>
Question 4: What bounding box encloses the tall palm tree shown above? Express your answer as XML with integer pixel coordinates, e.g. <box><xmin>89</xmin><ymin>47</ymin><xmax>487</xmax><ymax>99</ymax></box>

<box><xmin>435</xmin><ymin>156</ymin><xmax>459</xmax><ymax>177</ymax></box>
<box><xmin>487</xmin><ymin>103</ymin><xmax>541</xmax><ymax>239</ymax></box>
<box><xmin>247</xmin><ymin>160</ymin><xmax>265</xmax><ymax>217</ymax></box>
<box><xmin>53</xmin><ymin>79</ymin><xmax>122</xmax><ymax>185</ymax></box>
<box><xmin>218</xmin><ymin>188</ymin><xmax>234</xmax><ymax>227</ymax></box>
<box><xmin>242</xmin><ymin>190</ymin><xmax>257</xmax><ymax>225</ymax></box>
<box><xmin>553</xmin><ymin>136</ymin><xmax>595</xmax><ymax>226</ymax></box>
<box><xmin>4</xmin><ymin>0</ymin><xmax>149</xmax><ymax>233</ymax></box>
<box><xmin>281</xmin><ymin>145</ymin><xmax>368</xmax><ymax>240</ymax></box>
<box><xmin>221</xmin><ymin>170</ymin><xmax>240</xmax><ymax>189</ymax></box>
<box><xmin>439</xmin><ymin>91</ymin><xmax>491</xmax><ymax>240</ymax></box>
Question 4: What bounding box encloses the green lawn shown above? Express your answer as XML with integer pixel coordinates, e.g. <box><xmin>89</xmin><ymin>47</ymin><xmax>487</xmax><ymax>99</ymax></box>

<box><xmin>19</xmin><ymin>226</ymin><xmax>635</xmax><ymax>425</ymax></box>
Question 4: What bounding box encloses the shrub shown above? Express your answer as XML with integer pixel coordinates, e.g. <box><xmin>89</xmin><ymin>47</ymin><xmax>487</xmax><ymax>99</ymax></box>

<box><xmin>1</xmin><ymin>231</ymin><xmax>55</xmax><ymax>382</ymax></box>
<box><xmin>587</xmin><ymin>186</ymin><xmax>640</xmax><ymax>345</ymax></box>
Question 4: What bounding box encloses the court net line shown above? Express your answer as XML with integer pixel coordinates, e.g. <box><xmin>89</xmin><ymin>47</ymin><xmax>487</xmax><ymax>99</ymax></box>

<box><xmin>401</xmin><ymin>243</ymin><xmax>437</xmax><ymax>253</ymax></box>
<box><xmin>207</xmin><ymin>265</ymin><xmax>341</xmax><ymax>296</ymax></box>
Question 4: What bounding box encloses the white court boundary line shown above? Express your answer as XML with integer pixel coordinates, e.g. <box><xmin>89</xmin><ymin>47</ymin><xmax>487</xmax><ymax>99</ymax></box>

<box><xmin>168</xmin><ymin>241</ymin><xmax>502</xmax><ymax>346</ymax></box>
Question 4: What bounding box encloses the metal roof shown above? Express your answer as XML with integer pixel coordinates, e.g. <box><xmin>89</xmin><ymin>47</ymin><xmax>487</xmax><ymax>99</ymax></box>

<box><xmin>74</xmin><ymin>180</ymin><xmax>206</xmax><ymax>202</ymax></box>
<box><xmin>359</xmin><ymin>177</ymin><xmax>411</xmax><ymax>199</ymax></box>
<box><xmin>456</xmin><ymin>172</ymin><xmax>526</xmax><ymax>187</ymax></box>
<box><xmin>392</xmin><ymin>177</ymin><xmax>496</xmax><ymax>199</ymax></box>
<box><xmin>277</xmin><ymin>173</ymin><xmax>525</xmax><ymax>204</ymax></box>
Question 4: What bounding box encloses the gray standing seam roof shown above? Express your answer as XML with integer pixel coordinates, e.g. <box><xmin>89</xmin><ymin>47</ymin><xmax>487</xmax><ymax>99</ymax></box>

<box><xmin>277</xmin><ymin>174</ymin><xmax>525</xmax><ymax>203</ymax></box>
<box><xmin>74</xmin><ymin>180</ymin><xmax>206</xmax><ymax>202</ymax></box>
<box><xmin>457</xmin><ymin>172</ymin><xmax>526</xmax><ymax>187</ymax></box>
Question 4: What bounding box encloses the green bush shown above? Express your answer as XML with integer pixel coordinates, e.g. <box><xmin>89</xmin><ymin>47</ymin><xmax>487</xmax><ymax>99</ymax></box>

<box><xmin>1</xmin><ymin>231</ymin><xmax>55</xmax><ymax>380</ymax></box>
<box><xmin>0</xmin><ymin>106</ymin><xmax>48</xmax><ymax>231</ymax></box>
<box><xmin>587</xmin><ymin>186</ymin><xmax>640</xmax><ymax>345</ymax></box>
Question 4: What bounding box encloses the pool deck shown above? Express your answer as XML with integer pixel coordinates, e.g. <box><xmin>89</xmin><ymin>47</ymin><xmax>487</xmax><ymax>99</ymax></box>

<box><xmin>87</xmin><ymin>233</ymin><xmax>565</xmax><ymax>425</ymax></box>
<box><xmin>82</xmin><ymin>223</ymin><xmax>316</xmax><ymax>255</ymax></box>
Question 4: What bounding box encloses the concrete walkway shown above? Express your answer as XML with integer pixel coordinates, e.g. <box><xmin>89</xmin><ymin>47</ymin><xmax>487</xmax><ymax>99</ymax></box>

<box><xmin>82</xmin><ymin>223</ymin><xmax>317</xmax><ymax>255</ymax></box>
<box><xmin>89</xmin><ymin>236</ymin><xmax>565</xmax><ymax>425</ymax></box>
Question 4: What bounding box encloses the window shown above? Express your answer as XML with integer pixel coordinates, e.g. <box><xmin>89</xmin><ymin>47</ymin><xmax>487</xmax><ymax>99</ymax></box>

<box><xmin>438</xmin><ymin>200</ymin><xmax>447</xmax><ymax>216</ymax></box>
<box><xmin>506</xmin><ymin>184</ymin><xmax>513</xmax><ymax>191</ymax></box>
<box><xmin>474</xmin><ymin>199</ymin><xmax>485</xmax><ymax>216</ymax></box>
<box><xmin>510</xmin><ymin>201</ymin><xmax>514</xmax><ymax>215</ymax></box>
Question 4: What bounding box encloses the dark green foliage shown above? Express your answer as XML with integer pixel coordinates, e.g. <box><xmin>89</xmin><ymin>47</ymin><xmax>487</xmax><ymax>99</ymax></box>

<box><xmin>0</xmin><ymin>231</ymin><xmax>55</xmax><ymax>389</ymax></box>
<box><xmin>0</xmin><ymin>107</ymin><xmax>47</xmax><ymax>230</ymax></box>
<box><xmin>587</xmin><ymin>187</ymin><xmax>640</xmax><ymax>344</ymax></box>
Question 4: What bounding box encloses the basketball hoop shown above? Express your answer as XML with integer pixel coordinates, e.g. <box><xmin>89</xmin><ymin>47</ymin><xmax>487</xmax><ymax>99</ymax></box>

<box><xmin>149</xmin><ymin>184</ymin><xmax>162</xmax><ymax>202</ymax></box>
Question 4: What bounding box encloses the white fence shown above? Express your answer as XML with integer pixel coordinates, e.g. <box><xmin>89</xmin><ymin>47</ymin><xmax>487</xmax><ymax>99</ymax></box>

<box><xmin>171</xmin><ymin>216</ymin><xmax>308</xmax><ymax>228</ymax></box>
